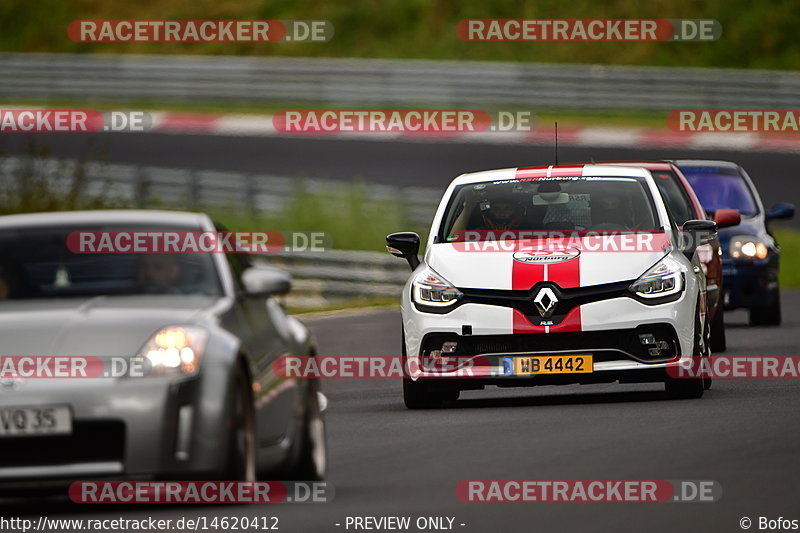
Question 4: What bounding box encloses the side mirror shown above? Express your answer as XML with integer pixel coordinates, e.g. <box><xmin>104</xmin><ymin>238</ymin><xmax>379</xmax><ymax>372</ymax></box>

<box><xmin>766</xmin><ymin>203</ymin><xmax>795</xmax><ymax>220</ymax></box>
<box><xmin>386</xmin><ymin>232</ymin><xmax>420</xmax><ymax>270</ymax></box>
<box><xmin>241</xmin><ymin>266</ymin><xmax>291</xmax><ymax>297</ymax></box>
<box><xmin>713</xmin><ymin>208</ymin><xmax>741</xmax><ymax>228</ymax></box>
<box><xmin>681</xmin><ymin>219</ymin><xmax>718</xmax><ymax>259</ymax></box>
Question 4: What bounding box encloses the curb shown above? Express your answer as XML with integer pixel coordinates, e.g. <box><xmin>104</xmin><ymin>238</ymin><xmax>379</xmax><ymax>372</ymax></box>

<box><xmin>148</xmin><ymin>112</ymin><xmax>800</xmax><ymax>153</ymax></box>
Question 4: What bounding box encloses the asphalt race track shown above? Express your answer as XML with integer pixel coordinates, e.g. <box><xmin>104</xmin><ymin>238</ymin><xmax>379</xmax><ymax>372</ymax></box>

<box><xmin>12</xmin><ymin>293</ymin><xmax>800</xmax><ymax>533</ymax></box>
<box><xmin>4</xmin><ymin>133</ymin><xmax>800</xmax><ymax>531</ymax></box>
<box><xmin>3</xmin><ymin>132</ymin><xmax>800</xmax><ymax>228</ymax></box>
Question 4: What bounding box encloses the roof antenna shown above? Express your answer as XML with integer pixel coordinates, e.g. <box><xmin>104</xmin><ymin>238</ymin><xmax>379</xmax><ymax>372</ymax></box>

<box><xmin>554</xmin><ymin>122</ymin><xmax>559</xmax><ymax>165</ymax></box>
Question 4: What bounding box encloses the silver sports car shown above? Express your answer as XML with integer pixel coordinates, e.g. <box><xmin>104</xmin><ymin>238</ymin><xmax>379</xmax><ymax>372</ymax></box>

<box><xmin>0</xmin><ymin>210</ymin><xmax>326</xmax><ymax>493</ymax></box>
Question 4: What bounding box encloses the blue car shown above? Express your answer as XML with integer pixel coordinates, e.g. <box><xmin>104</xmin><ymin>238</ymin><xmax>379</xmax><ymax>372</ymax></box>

<box><xmin>674</xmin><ymin>160</ymin><xmax>795</xmax><ymax>326</ymax></box>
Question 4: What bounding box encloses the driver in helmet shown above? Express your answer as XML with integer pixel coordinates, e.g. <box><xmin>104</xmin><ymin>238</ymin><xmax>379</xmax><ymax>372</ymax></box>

<box><xmin>478</xmin><ymin>193</ymin><xmax>526</xmax><ymax>231</ymax></box>
<box><xmin>138</xmin><ymin>254</ymin><xmax>184</xmax><ymax>293</ymax></box>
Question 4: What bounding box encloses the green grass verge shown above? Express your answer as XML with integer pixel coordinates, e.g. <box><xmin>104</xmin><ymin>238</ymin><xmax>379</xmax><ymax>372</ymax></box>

<box><xmin>0</xmin><ymin>148</ymin><xmax>427</xmax><ymax>253</ymax></box>
<box><xmin>3</xmin><ymin>0</ymin><xmax>800</xmax><ymax>69</ymax></box>
<box><xmin>775</xmin><ymin>228</ymin><xmax>800</xmax><ymax>289</ymax></box>
<box><xmin>207</xmin><ymin>181</ymin><xmax>427</xmax><ymax>252</ymax></box>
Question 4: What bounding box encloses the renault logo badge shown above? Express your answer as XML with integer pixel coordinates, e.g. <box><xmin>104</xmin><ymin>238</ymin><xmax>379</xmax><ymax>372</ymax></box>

<box><xmin>533</xmin><ymin>287</ymin><xmax>558</xmax><ymax>318</ymax></box>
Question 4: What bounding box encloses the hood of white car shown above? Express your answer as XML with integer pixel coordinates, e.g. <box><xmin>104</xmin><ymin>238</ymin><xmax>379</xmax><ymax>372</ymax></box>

<box><xmin>426</xmin><ymin>236</ymin><xmax>671</xmax><ymax>290</ymax></box>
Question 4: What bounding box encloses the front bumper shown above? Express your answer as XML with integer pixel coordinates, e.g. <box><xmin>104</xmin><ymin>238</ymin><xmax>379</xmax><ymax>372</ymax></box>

<box><xmin>0</xmin><ymin>374</ymin><xmax>230</xmax><ymax>490</ymax></box>
<box><xmin>722</xmin><ymin>258</ymin><xmax>779</xmax><ymax>310</ymax></box>
<box><xmin>418</xmin><ymin>360</ymin><xmax>685</xmax><ymax>391</ymax></box>
<box><xmin>402</xmin><ymin>292</ymin><xmax>696</xmax><ymax>384</ymax></box>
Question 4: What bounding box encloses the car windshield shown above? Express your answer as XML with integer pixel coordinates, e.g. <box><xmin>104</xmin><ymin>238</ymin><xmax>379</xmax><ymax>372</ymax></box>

<box><xmin>439</xmin><ymin>176</ymin><xmax>660</xmax><ymax>241</ymax></box>
<box><xmin>679</xmin><ymin>166</ymin><xmax>758</xmax><ymax>216</ymax></box>
<box><xmin>0</xmin><ymin>224</ymin><xmax>223</xmax><ymax>300</ymax></box>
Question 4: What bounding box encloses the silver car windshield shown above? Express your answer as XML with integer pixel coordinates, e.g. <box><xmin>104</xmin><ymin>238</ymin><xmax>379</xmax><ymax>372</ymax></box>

<box><xmin>0</xmin><ymin>225</ymin><xmax>223</xmax><ymax>300</ymax></box>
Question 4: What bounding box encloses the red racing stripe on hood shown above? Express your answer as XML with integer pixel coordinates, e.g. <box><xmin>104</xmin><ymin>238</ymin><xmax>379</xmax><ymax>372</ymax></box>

<box><xmin>548</xmin><ymin>255</ymin><xmax>581</xmax><ymax>289</ymax></box>
<box><xmin>511</xmin><ymin>258</ymin><xmax>544</xmax><ymax>333</ymax></box>
<box><xmin>511</xmin><ymin>260</ymin><xmax>544</xmax><ymax>290</ymax></box>
<box><xmin>511</xmin><ymin>250</ymin><xmax>583</xmax><ymax>333</ymax></box>
<box><xmin>548</xmin><ymin>255</ymin><xmax>582</xmax><ymax>332</ymax></box>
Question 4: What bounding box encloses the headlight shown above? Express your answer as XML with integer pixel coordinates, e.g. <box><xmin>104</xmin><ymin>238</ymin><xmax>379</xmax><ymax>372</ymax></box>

<box><xmin>413</xmin><ymin>268</ymin><xmax>462</xmax><ymax>307</ymax></box>
<box><xmin>136</xmin><ymin>326</ymin><xmax>207</xmax><ymax>377</ymax></box>
<box><xmin>630</xmin><ymin>255</ymin><xmax>685</xmax><ymax>299</ymax></box>
<box><xmin>730</xmin><ymin>236</ymin><xmax>768</xmax><ymax>259</ymax></box>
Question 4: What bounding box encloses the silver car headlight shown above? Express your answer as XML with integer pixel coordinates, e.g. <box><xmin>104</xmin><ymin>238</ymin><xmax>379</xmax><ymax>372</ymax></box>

<box><xmin>413</xmin><ymin>268</ymin><xmax>462</xmax><ymax>307</ymax></box>
<box><xmin>136</xmin><ymin>326</ymin><xmax>208</xmax><ymax>377</ymax></box>
<box><xmin>730</xmin><ymin>235</ymin><xmax>768</xmax><ymax>259</ymax></box>
<box><xmin>630</xmin><ymin>255</ymin><xmax>685</xmax><ymax>299</ymax></box>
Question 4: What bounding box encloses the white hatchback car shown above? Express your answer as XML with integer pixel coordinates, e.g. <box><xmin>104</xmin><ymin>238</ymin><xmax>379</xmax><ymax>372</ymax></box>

<box><xmin>387</xmin><ymin>164</ymin><xmax>716</xmax><ymax>408</ymax></box>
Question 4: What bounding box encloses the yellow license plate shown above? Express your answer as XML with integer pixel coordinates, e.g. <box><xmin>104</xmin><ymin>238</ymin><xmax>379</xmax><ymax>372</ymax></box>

<box><xmin>512</xmin><ymin>355</ymin><xmax>593</xmax><ymax>375</ymax></box>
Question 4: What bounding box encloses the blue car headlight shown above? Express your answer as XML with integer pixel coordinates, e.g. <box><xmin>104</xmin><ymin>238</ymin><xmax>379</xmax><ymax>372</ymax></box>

<box><xmin>729</xmin><ymin>235</ymin><xmax>768</xmax><ymax>259</ymax></box>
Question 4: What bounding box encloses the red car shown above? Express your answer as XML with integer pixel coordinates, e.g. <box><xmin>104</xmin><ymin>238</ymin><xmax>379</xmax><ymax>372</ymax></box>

<box><xmin>598</xmin><ymin>161</ymin><xmax>740</xmax><ymax>354</ymax></box>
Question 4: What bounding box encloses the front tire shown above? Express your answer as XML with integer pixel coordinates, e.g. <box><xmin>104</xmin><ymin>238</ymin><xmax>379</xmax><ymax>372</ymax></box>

<box><xmin>401</xmin><ymin>325</ymin><xmax>459</xmax><ymax>409</ymax></box>
<box><xmin>226</xmin><ymin>365</ymin><xmax>257</xmax><ymax>481</ymax></box>
<box><xmin>709</xmin><ymin>306</ymin><xmax>726</xmax><ymax>353</ymax></box>
<box><xmin>293</xmin><ymin>385</ymin><xmax>327</xmax><ymax>481</ymax></box>
<box><xmin>665</xmin><ymin>304</ymin><xmax>707</xmax><ymax>400</ymax></box>
<box><xmin>403</xmin><ymin>377</ymin><xmax>459</xmax><ymax>409</ymax></box>
<box><xmin>749</xmin><ymin>291</ymin><xmax>782</xmax><ymax>326</ymax></box>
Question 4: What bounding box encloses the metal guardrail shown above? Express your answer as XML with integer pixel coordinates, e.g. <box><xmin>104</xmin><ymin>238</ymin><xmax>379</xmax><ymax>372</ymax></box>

<box><xmin>258</xmin><ymin>250</ymin><xmax>409</xmax><ymax>308</ymax></box>
<box><xmin>2</xmin><ymin>53</ymin><xmax>800</xmax><ymax>111</ymax></box>
<box><xmin>0</xmin><ymin>155</ymin><xmax>423</xmax><ymax>307</ymax></box>
<box><xmin>0</xmin><ymin>156</ymin><xmax>441</xmax><ymax>227</ymax></box>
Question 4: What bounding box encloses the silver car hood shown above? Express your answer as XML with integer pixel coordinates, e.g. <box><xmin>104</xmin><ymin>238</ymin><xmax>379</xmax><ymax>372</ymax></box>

<box><xmin>0</xmin><ymin>295</ymin><xmax>219</xmax><ymax>357</ymax></box>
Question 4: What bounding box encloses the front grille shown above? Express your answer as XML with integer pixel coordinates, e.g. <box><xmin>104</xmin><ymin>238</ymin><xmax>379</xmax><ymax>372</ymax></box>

<box><xmin>0</xmin><ymin>420</ymin><xmax>125</xmax><ymax>469</ymax></box>
<box><xmin>422</xmin><ymin>324</ymin><xmax>679</xmax><ymax>363</ymax></box>
<box><xmin>460</xmin><ymin>280</ymin><xmax>633</xmax><ymax>326</ymax></box>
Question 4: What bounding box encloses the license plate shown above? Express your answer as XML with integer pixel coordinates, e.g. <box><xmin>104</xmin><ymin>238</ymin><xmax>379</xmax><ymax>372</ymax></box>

<box><xmin>505</xmin><ymin>355</ymin><xmax>593</xmax><ymax>375</ymax></box>
<box><xmin>0</xmin><ymin>405</ymin><xmax>72</xmax><ymax>437</ymax></box>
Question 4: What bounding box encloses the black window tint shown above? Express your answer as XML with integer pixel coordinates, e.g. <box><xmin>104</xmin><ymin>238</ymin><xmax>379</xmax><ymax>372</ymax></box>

<box><xmin>652</xmin><ymin>170</ymin><xmax>695</xmax><ymax>225</ymax></box>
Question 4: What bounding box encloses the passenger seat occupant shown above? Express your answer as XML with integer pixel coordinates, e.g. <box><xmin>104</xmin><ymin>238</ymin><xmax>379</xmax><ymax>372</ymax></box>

<box><xmin>591</xmin><ymin>193</ymin><xmax>634</xmax><ymax>229</ymax></box>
